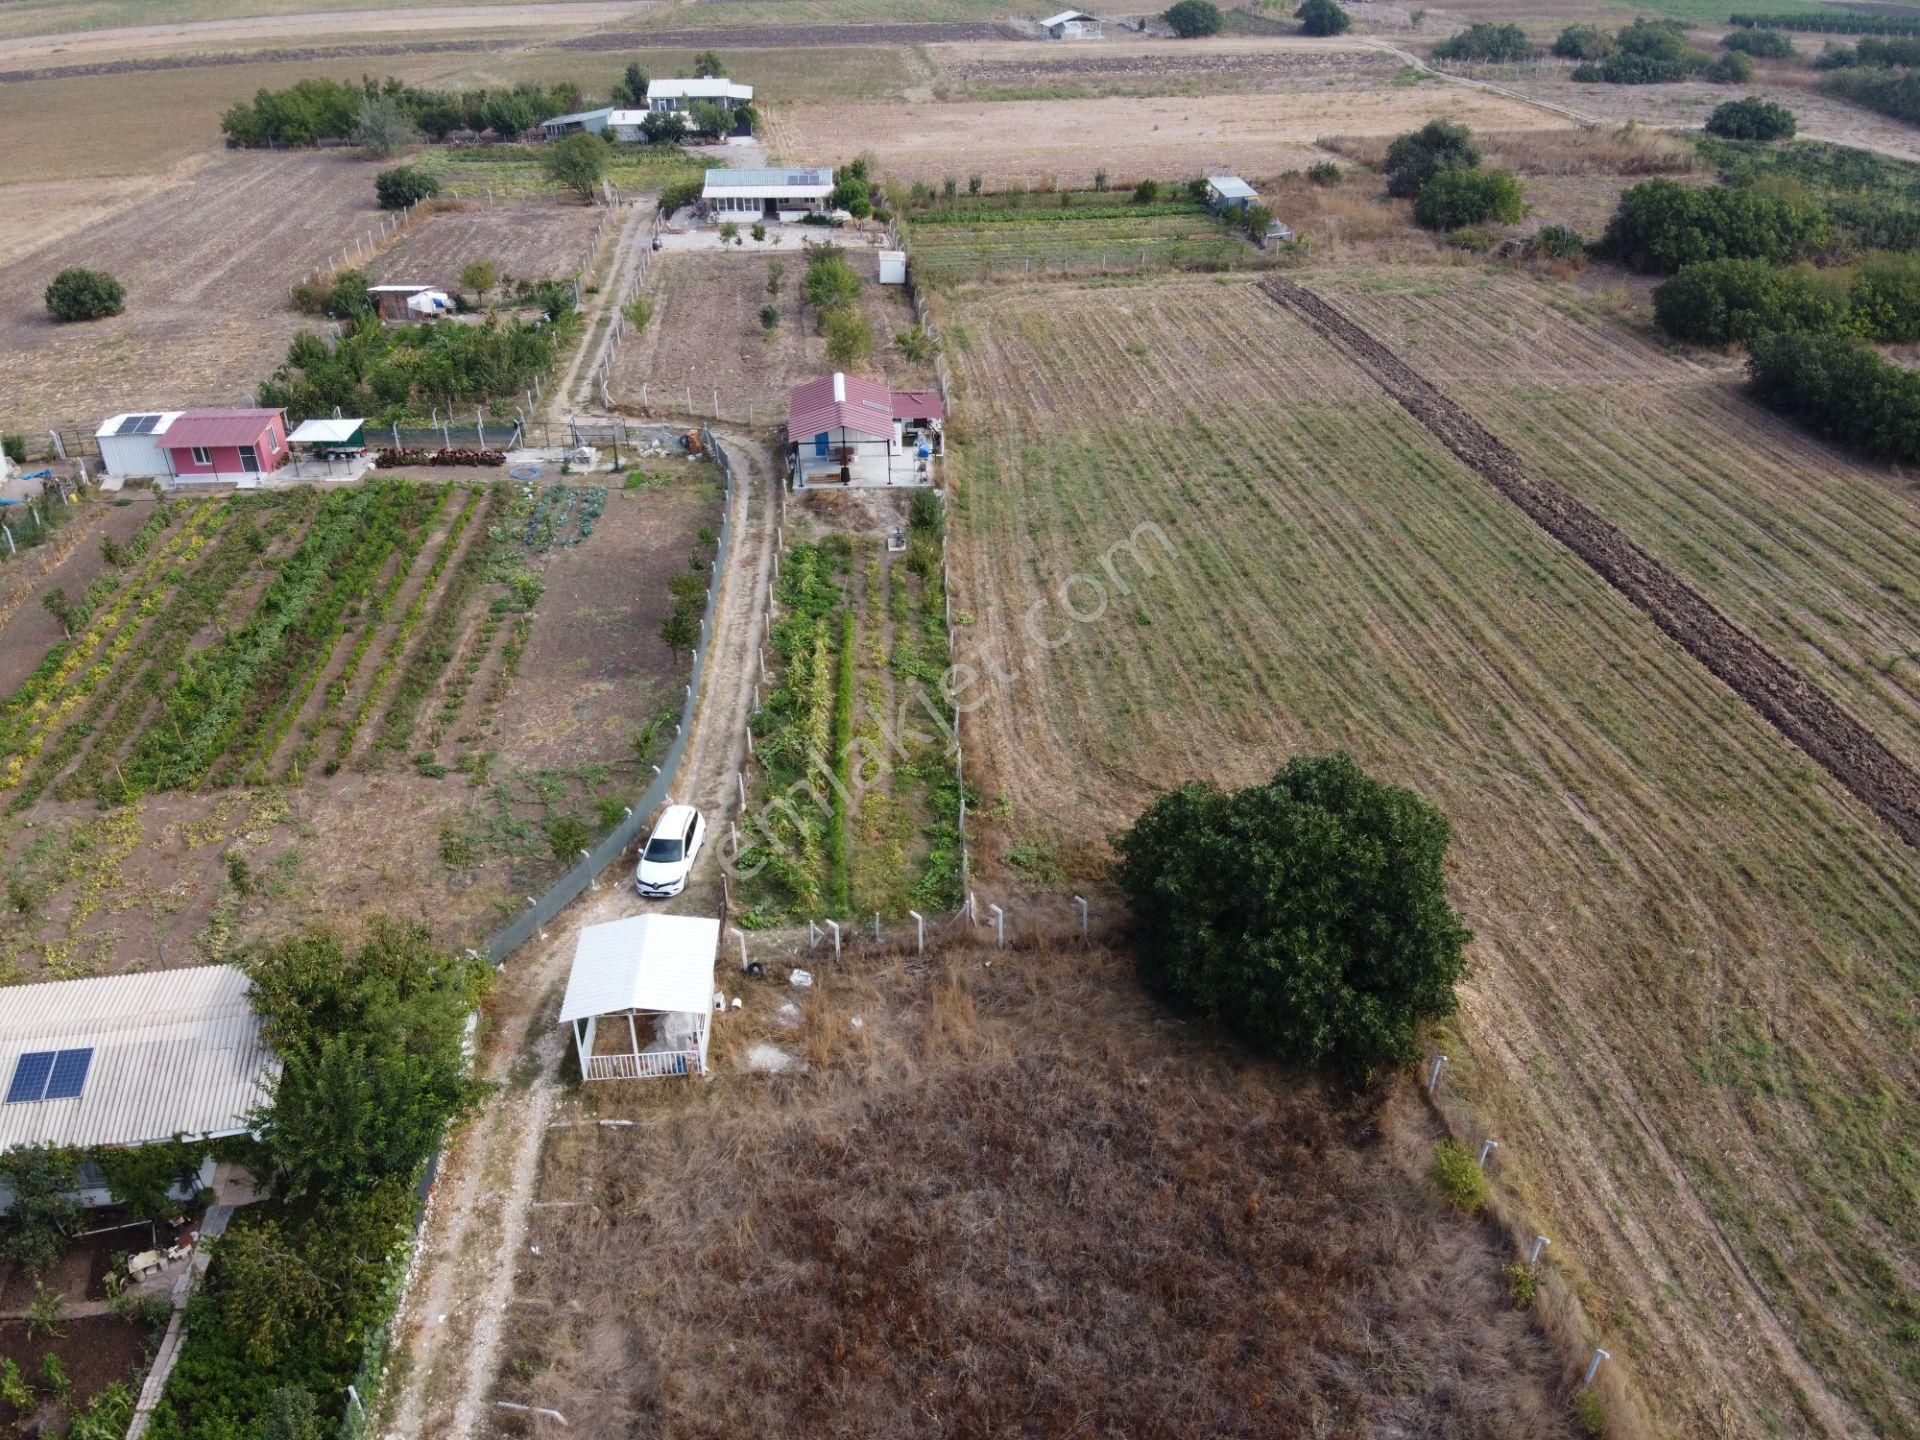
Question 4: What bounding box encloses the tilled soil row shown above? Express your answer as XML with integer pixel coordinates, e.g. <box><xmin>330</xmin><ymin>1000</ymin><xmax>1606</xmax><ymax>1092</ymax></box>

<box><xmin>1260</xmin><ymin>274</ymin><xmax>1920</xmax><ymax>850</ymax></box>
<box><xmin>556</xmin><ymin>21</ymin><xmax>1023</xmax><ymax>50</ymax></box>
<box><xmin>0</xmin><ymin>40</ymin><xmax>494</xmax><ymax>84</ymax></box>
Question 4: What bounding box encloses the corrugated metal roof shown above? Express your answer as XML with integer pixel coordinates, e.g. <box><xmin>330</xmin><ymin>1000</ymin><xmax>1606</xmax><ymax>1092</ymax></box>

<box><xmin>702</xmin><ymin>167</ymin><xmax>834</xmax><ymax>198</ymax></box>
<box><xmin>892</xmin><ymin>390</ymin><xmax>946</xmax><ymax>422</ymax></box>
<box><xmin>287</xmin><ymin>418</ymin><xmax>364</xmax><ymax>444</ymax></box>
<box><xmin>560</xmin><ymin>915</ymin><xmax>719</xmax><ymax>1021</ymax></box>
<box><xmin>0</xmin><ymin>966</ymin><xmax>275</xmax><ymax>1150</ymax></box>
<box><xmin>164</xmin><ymin>409</ymin><xmax>282</xmax><ymax>449</ymax></box>
<box><xmin>542</xmin><ymin>106</ymin><xmax>614</xmax><ymax>127</ymax></box>
<box><xmin>789</xmin><ymin>372</ymin><xmax>895</xmax><ymax>440</ymax></box>
<box><xmin>648</xmin><ymin>78</ymin><xmax>754</xmax><ymax>102</ymax></box>
<box><xmin>1208</xmin><ymin>176</ymin><xmax>1257</xmax><ymax>199</ymax></box>
<box><xmin>1040</xmin><ymin>10</ymin><xmax>1097</xmax><ymax>26</ymax></box>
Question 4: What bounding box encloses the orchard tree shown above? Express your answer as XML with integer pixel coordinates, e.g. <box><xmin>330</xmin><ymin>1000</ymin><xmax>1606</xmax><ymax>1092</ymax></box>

<box><xmin>374</xmin><ymin>165</ymin><xmax>439</xmax><ymax>210</ymax></box>
<box><xmin>1113</xmin><ymin>752</ymin><xmax>1472</xmax><ymax>1079</ymax></box>
<box><xmin>351</xmin><ymin>92</ymin><xmax>418</xmax><ymax>160</ymax></box>
<box><xmin>1297</xmin><ymin>0</ymin><xmax>1352</xmax><ymax>37</ymax></box>
<box><xmin>1705</xmin><ymin>95</ymin><xmax>1797</xmax><ymax>140</ymax></box>
<box><xmin>44</xmin><ymin>267</ymin><xmax>125</xmax><ymax>322</ymax></box>
<box><xmin>543</xmin><ymin>131</ymin><xmax>609</xmax><ymax>200</ymax></box>
<box><xmin>1412</xmin><ymin>168</ymin><xmax>1524</xmax><ymax>229</ymax></box>
<box><xmin>1383</xmin><ymin>119</ymin><xmax>1481</xmax><ymax>198</ymax></box>
<box><xmin>461</xmin><ymin>259</ymin><xmax>498</xmax><ymax>303</ymax></box>
<box><xmin>1162</xmin><ymin>0</ymin><xmax>1224</xmax><ymax>37</ymax></box>
<box><xmin>692</xmin><ymin>49</ymin><xmax>727</xmax><ymax>77</ymax></box>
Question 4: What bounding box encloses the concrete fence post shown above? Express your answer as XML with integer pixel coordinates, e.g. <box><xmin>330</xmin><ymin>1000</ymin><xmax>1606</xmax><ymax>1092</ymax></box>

<box><xmin>1072</xmin><ymin>895</ymin><xmax>1088</xmax><ymax>939</ymax></box>
<box><xmin>909</xmin><ymin>910</ymin><xmax>924</xmax><ymax>954</ymax></box>
<box><xmin>1583</xmin><ymin>1350</ymin><xmax>1610</xmax><ymax>1388</ymax></box>
<box><xmin>1529</xmin><ymin>1235</ymin><xmax>1550</xmax><ymax>1266</ymax></box>
<box><xmin>1427</xmin><ymin>1055</ymin><xmax>1447</xmax><ymax>1096</ymax></box>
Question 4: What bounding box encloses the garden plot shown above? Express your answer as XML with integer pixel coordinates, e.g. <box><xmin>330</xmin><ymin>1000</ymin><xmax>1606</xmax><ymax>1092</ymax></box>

<box><xmin>926</xmin><ymin>34</ymin><xmax>1401</xmax><ymax>99</ymax></box>
<box><xmin>763</xmin><ymin>84</ymin><xmax>1574</xmax><ymax>189</ymax></box>
<box><xmin>734</xmin><ymin>488</ymin><xmax>960</xmax><ymax>926</ymax></box>
<box><xmin>0</xmin><ymin>473</ymin><xmax>717</xmax><ymax>986</ymax></box>
<box><xmin>366</xmin><ymin>199</ymin><xmax>604</xmax><ymax>293</ymax></box>
<box><xmin>942</xmin><ymin>271</ymin><xmax>1920</xmax><ymax>1440</ymax></box>
<box><xmin>0</xmin><ymin>150</ymin><xmax>380</xmax><ymax>437</ymax></box>
<box><xmin>607</xmin><ymin>249</ymin><xmax>932</xmax><ymax>424</ymax></box>
<box><xmin>907</xmin><ymin>200</ymin><xmax>1263</xmax><ymax>283</ymax></box>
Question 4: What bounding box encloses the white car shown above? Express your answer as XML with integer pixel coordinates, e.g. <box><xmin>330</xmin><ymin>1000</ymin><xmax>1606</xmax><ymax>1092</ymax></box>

<box><xmin>635</xmin><ymin>804</ymin><xmax>706</xmax><ymax>898</ymax></box>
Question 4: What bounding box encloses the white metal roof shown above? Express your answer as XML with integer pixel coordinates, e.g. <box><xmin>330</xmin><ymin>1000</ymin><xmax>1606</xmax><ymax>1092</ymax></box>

<box><xmin>367</xmin><ymin>284</ymin><xmax>438</xmax><ymax>293</ymax></box>
<box><xmin>94</xmin><ymin>412</ymin><xmax>182</xmax><ymax>441</ymax></box>
<box><xmin>702</xmin><ymin>166</ymin><xmax>834</xmax><ymax>200</ymax></box>
<box><xmin>1040</xmin><ymin>10</ymin><xmax>1097</xmax><ymax>25</ymax></box>
<box><xmin>648</xmin><ymin>78</ymin><xmax>754</xmax><ymax>102</ymax></box>
<box><xmin>560</xmin><ymin>914</ymin><xmax>719</xmax><ymax>1022</ymax></box>
<box><xmin>0</xmin><ymin>965</ymin><xmax>275</xmax><ymax>1151</ymax></box>
<box><xmin>541</xmin><ymin>106</ymin><xmax>614</xmax><ymax>127</ymax></box>
<box><xmin>1208</xmin><ymin>176</ymin><xmax>1257</xmax><ymax>199</ymax></box>
<box><xmin>287</xmin><ymin>418</ymin><xmax>364</xmax><ymax>444</ymax></box>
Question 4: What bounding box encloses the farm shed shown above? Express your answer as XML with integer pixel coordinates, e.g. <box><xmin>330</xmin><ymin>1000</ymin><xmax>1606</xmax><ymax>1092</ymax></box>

<box><xmin>161</xmin><ymin>408</ymin><xmax>290</xmax><ymax>485</ymax></box>
<box><xmin>1206</xmin><ymin>176</ymin><xmax>1259</xmax><ymax>213</ymax></box>
<box><xmin>702</xmin><ymin>166</ymin><xmax>834</xmax><ymax>220</ymax></box>
<box><xmin>878</xmin><ymin>249</ymin><xmax>908</xmax><ymax>285</ymax></box>
<box><xmin>540</xmin><ymin>106</ymin><xmax>614</xmax><ymax>138</ymax></box>
<box><xmin>1039</xmin><ymin>9</ymin><xmax>1103</xmax><ymax>38</ymax></box>
<box><xmin>0</xmin><ymin>965</ymin><xmax>276</xmax><ymax>1213</ymax></box>
<box><xmin>646</xmin><ymin>78</ymin><xmax>755</xmax><ymax>114</ymax></box>
<box><xmin>788</xmin><ymin>372</ymin><xmax>944</xmax><ymax>488</ymax></box>
<box><xmin>560</xmin><ymin>914</ymin><xmax>720</xmax><ymax>1081</ymax></box>
<box><xmin>94</xmin><ymin>411</ymin><xmax>184</xmax><ymax>479</ymax></box>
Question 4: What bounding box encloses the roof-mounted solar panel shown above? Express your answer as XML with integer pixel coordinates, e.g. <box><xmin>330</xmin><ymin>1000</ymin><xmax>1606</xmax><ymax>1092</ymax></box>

<box><xmin>44</xmin><ymin>1047</ymin><xmax>93</xmax><ymax>1100</ymax></box>
<box><xmin>5</xmin><ymin>1051</ymin><xmax>55</xmax><ymax>1104</ymax></box>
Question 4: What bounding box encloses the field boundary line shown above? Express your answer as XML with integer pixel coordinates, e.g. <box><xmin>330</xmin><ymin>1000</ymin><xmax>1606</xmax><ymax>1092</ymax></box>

<box><xmin>1354</xmin><ymin>39</ymin><xmax>1604</xmax><ymax>128</ymax></box>
<box><xmin>1260</xmin><ymin>275</ymin><xmax>1920</xmax><ymax>857</ymax></box>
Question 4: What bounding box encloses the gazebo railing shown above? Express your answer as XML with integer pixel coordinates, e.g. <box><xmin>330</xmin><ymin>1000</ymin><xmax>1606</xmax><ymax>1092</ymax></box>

<box><xmin>585</xmin><ymin>1049</ymin><xmax>703</xmax><ymax>1081</ymax></box>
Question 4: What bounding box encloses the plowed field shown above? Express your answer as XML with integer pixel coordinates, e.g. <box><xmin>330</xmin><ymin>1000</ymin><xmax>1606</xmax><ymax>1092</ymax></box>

<box><xmin>942</xmin><ymin>272</ymin><xmax>1920</xmax><ymax>1440</ymax></box>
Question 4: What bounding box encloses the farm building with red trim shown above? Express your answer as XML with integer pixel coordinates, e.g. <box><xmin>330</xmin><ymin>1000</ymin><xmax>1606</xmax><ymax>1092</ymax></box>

<box><xmin>160</xmin><ymin>408</ymin><xmax>291</xmax><ymax>485</ymax></box>
<box><xmin>785</xmin><ymin>373</ymin><xmax>944</xmax><ymax>488</ymax></box>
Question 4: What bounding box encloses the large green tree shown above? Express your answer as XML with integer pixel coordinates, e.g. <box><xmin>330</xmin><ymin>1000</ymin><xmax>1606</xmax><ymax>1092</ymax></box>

<box><xmin>1113</xmin><ymin>753</ymin><xmax>1471</xmax><ymax>1079</ymax></box>
<box><xmin>543</xmin><ymin>131</ymin><xmax>609</xmax><ymax>200</ymax></box>
<box><xmin>1162</xmin><ymin>0</ymin><xmax>1224</xmax><ymax>37</ymax></box>
<box><xmin>1382</xmin><ymin>120</ymin><xmax>1481</xmax><ymax>199</ymax></box>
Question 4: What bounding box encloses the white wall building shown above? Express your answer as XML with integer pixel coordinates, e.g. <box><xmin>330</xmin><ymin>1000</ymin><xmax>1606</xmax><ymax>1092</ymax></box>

<box><xmin>702</xmin><ymin>166</ymin><xmax>835</xmax><ymax>220</ymax></box>
<box><xmin>1039</xmin><ymin>9</ymin><xmax>1103</xmax><ymax>38</ymax></box>
<box><xmin>94</xmin><ymin>411</ymin><xmax>183</xmax><ymax>480</ymax></box>
<box><xmin>645</xmin><ymin>78</ymin><xmax>754</xmax><ymax>113</ymax></box>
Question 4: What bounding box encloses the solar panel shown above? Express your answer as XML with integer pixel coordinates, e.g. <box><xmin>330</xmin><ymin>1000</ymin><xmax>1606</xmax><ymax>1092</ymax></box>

<box><xmin>5</xmin><ymin>1051</ymin><xmax>55</xmax><ymax>1104</ymax></box>
<box><xmin>44</xmin><ymin>1047</ymin><xmax>92</xmax><ymax>1100</ymax></box>
<box><xmin>114</xmin><ymin>414</ymin><xmax>162</xmax><ymax>436</ymax></box>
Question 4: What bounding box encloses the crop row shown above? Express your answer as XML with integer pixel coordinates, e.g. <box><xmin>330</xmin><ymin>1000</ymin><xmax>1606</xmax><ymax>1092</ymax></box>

<box><xmin>329</xmin><ymin>487</ymin><xmax>488</xmax><ymax>770</ymax></box>
<box><xmin>908</xmin><ymin>214</ymin><xmax>1258</xmax><ymax>281</ymax></box>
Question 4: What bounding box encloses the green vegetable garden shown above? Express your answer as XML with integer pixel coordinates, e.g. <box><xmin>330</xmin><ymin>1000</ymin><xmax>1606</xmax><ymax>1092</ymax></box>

<box><xmin>736</xmin><ymin>500</ymin><xmax>965</xmax><ymax>925</ymax></box>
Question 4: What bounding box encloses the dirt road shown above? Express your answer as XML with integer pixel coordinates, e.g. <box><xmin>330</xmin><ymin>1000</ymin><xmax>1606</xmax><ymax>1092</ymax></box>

<box><xmin>378</xmin><ymin>429</ymin><xmax>777</xmax><ymax>1440</ymax></box>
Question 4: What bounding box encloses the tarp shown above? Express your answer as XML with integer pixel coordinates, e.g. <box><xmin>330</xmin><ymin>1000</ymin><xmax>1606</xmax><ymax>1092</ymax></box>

<box><xmin>288</xmin><ymin>418</ymin><xmax>365</xmax><ymax>445</ymax></box>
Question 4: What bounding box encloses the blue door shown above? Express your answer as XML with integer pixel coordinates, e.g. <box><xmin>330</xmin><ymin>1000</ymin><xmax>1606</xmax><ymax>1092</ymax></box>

<box><xmin>814</xmin><ymin>432</ymin><xmax>830</xmax><ymax>457</ymax></box>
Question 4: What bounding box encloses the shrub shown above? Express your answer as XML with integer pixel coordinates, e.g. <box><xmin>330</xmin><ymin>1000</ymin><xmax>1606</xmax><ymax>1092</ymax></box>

<box><xmin>1</xmin><ymin>434</ymin><xmax>25</xmax><ymax>464</ymax></box>
<box><xmin>1707</xmin><ymin>50</ymin><xmax>1757</xmax><ymax>82</ymax></box>
<box><xmin>1552</xmin><ymin>23</ymin><xmax>1614</xmax><ymax>59</ymax></box>
<box><xmin>802</xmin><ymin>246</ymin><xmax>863</xmax><ymax>310</ymax></box>
<box><xmin>1383</xmin><ymin>119</ymin><xmax>1482</xmax><ymax>198</ymax></box>
<box><xmin>1817</xmin><ymin>67</ymin><xmax>1920</xmax><ymax>126</ymax></box>
<box><xmin>543</xmin><ymin>132</ymin><xmax>609</xmax><ymax>199</ymax></box>
<box><xmin>0</xmin><ymin>1146</ymin><xmax>82</xmax><ymax>1274</ymax></box>
<box><xmin>1724</xmin><ymin>27</ymin><xmax>1793</xmax><ymax>57</ymax></box>
<box><xmin>693</xmin><ymin>49</ymin><xmax>726</xmax><ymax>77</ymax></box>
<box><xmin>374</xmin><ymin>165</ymin><xmax>439</xmax><ymax>210</ymax></box>
<box><xmin>1307</xmin><ymin>160</ymin><xmax>1341</xmax><ymax>185</ymax></box>
<box><xmin>44</xmin><ymin>267</ymin><xmax>125</xmax><ymax>322</ymax></box>
<box><xmin>1296</xmin><ymin>0</ymin><xmax>1352</xmax><ymax>37</ymax></box>
<box><xmin>460</xmin><ymin>259</ymin><xmax>497</xmax><ymax>302</ymax></box>
<box><xmin>1429</xmin><ymin>1140</ymin><xmax>1489</xmax><ymax>1212</ymax></box>
<box><xmin>1503</xmin><ymin>1261</ymin><xmax>1540</xmax><ymax>1309</ymax></box>
<box><xmin>1162</xmin><ymin>0</ymin><xmax>1223</xmax><ymax>37</ymax></box>
<box><xmin>547</xmin><ymin>814</ymin><xmax>591</xmax><ymax>861</ymax></box>
<box><xmin>1413</xmin><ymin>168</ymin><xmax>1524</xmax><ymax>229</ymax></box>
<box><xmin>1849</xmin><ymin>251</ymin><xmax>1920</xmax><ymax>341</ymax></box>
<box><xmin>1528</xmin><ymin>223</ymin><xmax>1587</xmax><ymax>259</ymax></box>
<box><xmin>760</xmin><ymin>303</ymin><xmax>779</xmax><ymax>329</ymax></box>
<box><xmin>1133</xmin><ymin>177</ymin><xmax>1161</xmax><ymax>203</ymax></box>
<box><xmin>660</xmin><ymin>175</ymin><xmax>703</xmax><ymax>213</ymax></box>
<box><xmin>1652</xmin><ymin>257</ymin><xmax>1850</xmax><ymax>345</ymax></box>
<box><xmin>824</xmin><ymin>307</ymin><xmax>875</xmax><ymax>366</ymax></box>
<box><xmin>641</xmin><ymin>110</ymin><xmax>688</xmax><ymax>144</ymax></box>
<box><xmin>1599</xmin><ymin>178</ymin><xmax>1831</xmax><ymax>273</ymax></box>
<box><xmin>1748</xmin><ymin>327</ymin><xmax>1920</xmax><ymax>462</ymax></box>
<box><xmin>1574</xmin><ymin>52</ymin><xmax>1698</xmax><ymax>83</ymax></box>
<box><xmin>1432</xmin><ymin>22</ymin><xmax>1536</xmax><ymax>62</ymax></box>
<box><xmin>1706</xmin><ymin>95</ymin><xmax>1797</xmax><ymax>139</ymax></box>
<box><xmin>1112</xmin><ymin>752</ymin><xmax>1471</xmax><ymax>1080</ymax></box>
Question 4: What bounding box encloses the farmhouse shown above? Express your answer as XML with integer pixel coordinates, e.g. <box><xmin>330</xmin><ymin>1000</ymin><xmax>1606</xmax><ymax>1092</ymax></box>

<box><xmin>1039</xmin><ymin>8</ymin><xmax>1103</xmax><ymax>38</ymax></box>
<box><xmin>646</xmin><ymin>78</ymin><xmax>754</xmax><ymax>113</ymax></box>
<box><xmin>787</xmin><ymin>372</ymin><xmax>945</xmax><ymax>488</ymax></box>
<box><xmin>539</xmin><ymin>105</ymin><xmax>614</xmax><ymax>138</ymax></box>
<box><xmin>0</xmin><ymin>965</ymin><xmax>276</xmax><ymax>1212</ymax></box>
<box><xmin>702</xmin><ymin>166</ymin><xmax>834</xmax><ymax>221</ymax></box>
<box><xmin>161</xmin><ymin>408</ymin><xmax>290</xmax><ymax>485</ymax></box>
<box><xmin>560</xmin><ymin>914</ymin><xmax>720</xmax><ymax>1081</ymax></box>
<box><xmin>94</xmin><ymin>411</ymin><xmax>184</xmax><ymax>480</ymax></box>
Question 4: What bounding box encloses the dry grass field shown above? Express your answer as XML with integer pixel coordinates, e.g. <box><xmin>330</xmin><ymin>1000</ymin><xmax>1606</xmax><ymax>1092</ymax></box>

<box><xmin>368</xmin><ymin>198</ymin><xmax>603</xmax><ymax>290</ymax></box>
<box><xmin>938</xmin><ymin>271</ymin><xmax>1920</xmax><ymax>1440</ymax></box>
<box><xmin>498</xmin><ymin>940</ymin><xmax>1579</xmax><ymax>1439</ymax></box>
<box><xmin>608</xmin><ymin>248</ymin><xmax>933</xmax><ymax>423</ymax></box>
<box><xmin>0</xmin><ymin>472</ymin><xmax>716</xmax><ymax>985</ymax></box>
<box><xmin>0</xmin><ymin>150</ymin><xmax>383</xmax><ymax>436</ymax></box>
<box><xmin>922</xmin><ymin>33</ymin><xmax>1404</xmax><ymax>98</ymax></box>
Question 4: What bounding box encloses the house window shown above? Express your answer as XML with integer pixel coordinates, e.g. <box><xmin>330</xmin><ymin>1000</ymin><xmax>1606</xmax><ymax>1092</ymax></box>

<box><xmin>190</xmin><ymin>446</ymin><xmax>211</xmax><ymax>466</ymax></box>
<box><xmin>266</xmin><ymin>431</ymin><xmax>279</xmax><ymax>454</ymax></box>
<box><xmin>240</xmin><ymin>446</ymin><xmax>260</xmax><ymax>474</ymax></box>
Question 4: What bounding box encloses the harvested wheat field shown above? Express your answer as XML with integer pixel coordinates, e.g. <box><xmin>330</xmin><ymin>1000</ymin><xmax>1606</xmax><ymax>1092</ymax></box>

<box><xmin>923</xmin><ymin>33</ymin><xmax>1404</xmax><ymax>98</ymax></box>
<box><xmin>608</xmin><ymin>249</ymin><xmax>932</xmax><ymax>424</ymax></box>
<box><xmin>368</xmin><ymin>198</ymin><xmax>604</xmax><ymax>293</ymax></box>
<box><xmin>0</xmin><ymin>150</ymin><xmax>381</xmax><ymax>436</ymax></box>
<box><xmin>499</xmin><ymin>941</ymin><xmax>1578</xmax><ymax>1439</ymax></box>
<box><xmin>939</xmin><ymin>271</ymin><xmax>1920</xmax><ymax>1440</ymax></box>
<box><xmin>0</xmin><ymin>472</ymin><xmax>717</xmax><ymax>985</ymax></box>
<box><xmin>764</xmin><ymin>83</ymin><xmax>1575</xmax><ymax>189</ymax></box>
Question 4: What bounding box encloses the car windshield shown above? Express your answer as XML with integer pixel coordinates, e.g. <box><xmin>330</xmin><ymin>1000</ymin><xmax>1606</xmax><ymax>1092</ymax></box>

<box><xmin>644</xmin><ymin>836</ymin><xmax>683</xmax><ymax>864</ymax></box>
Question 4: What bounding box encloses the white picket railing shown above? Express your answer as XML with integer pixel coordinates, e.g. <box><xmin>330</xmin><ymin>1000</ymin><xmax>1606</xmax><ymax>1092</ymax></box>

<box><xmin>585</xmin><ymin>1049</ymin><xmax>702</xmax><ymax>1081</ymax></box>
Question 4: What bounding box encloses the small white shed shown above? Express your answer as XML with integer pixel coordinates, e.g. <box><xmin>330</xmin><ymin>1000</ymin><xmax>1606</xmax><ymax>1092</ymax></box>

<box><xmin>560</xmin><ymin>914</ymin><xmax>720</xmax><ymax>1081</ymax></box>
<box><xmin>878</xmin><ymin>250</ymin><xmax>907</xmax><ymax>285</ymax></box>
<box><xmin>94</xmin><ymin>412</ymin><xmax>183</xmax><ymax>479</ymax></box>
<box><xmin>1039</xmin><ymin>8</ymin><xmax>1102</xmax><ymax>37</ymax></box>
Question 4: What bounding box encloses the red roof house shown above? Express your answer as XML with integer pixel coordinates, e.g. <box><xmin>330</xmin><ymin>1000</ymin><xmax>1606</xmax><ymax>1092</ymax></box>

<box><xmin>161</xmin><ymin>409</ymin><xmax>290</xmax><ymax>484</ymax></box>
<box><xmin>786</xmin><ymin>375</ymin><xmax>944</xmax><ymax>488</ymax></box>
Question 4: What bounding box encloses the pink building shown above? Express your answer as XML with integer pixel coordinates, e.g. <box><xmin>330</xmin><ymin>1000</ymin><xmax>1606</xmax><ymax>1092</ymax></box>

<box><xmin>160</xmin><ymin>409</ymin><xmax>290</xmax><ymax>484</ymax></box>
<box><xmin>785</xmin><ymin>374</ymin><xmax>944</xmax><ymax>488</ymax></box>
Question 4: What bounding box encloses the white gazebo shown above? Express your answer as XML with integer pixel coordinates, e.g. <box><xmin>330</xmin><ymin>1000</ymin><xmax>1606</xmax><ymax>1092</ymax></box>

<box><xmin>560</xmin><ymin>914</ymin><xmax>720</xmax><ymax>1081</ymax></box>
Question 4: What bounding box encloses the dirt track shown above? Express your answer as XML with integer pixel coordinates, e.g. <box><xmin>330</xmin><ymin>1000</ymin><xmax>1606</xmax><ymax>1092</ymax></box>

<box><xmin>1261</xmin><ymin>275</ymin><xmax>1920</xmax><ymax>853</ymax></box>
<box><xmin>557</xmin><ymin>20</ymin><xmax>1022</xmax><ymax>49</ymax></box>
